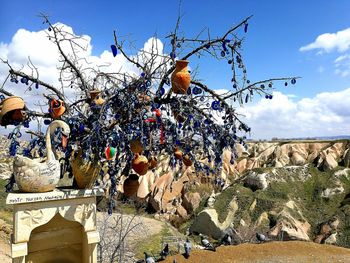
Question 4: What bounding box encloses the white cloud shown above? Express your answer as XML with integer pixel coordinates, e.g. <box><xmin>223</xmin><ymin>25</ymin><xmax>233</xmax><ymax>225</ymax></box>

<box><xmin>238</xmin><ymin>89</ymin><xmax>350</xmax><ymax>139</ymax></box>
<box><xmin>334</xmin><ymin>54</ymin><xmax>350</xmax><ymax>77</ymax></box>
<box><xmin>300</xmin><ymin>28</ymin><xmax>350</xmax><ymax>53</ymax></box>
<box><xmin>300</xmin><ymin>28</ymin><xmax>350</xmax><ymax>78</ymax></box>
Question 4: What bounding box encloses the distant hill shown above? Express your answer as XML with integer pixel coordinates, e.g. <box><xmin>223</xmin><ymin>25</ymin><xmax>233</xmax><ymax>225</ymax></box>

<box><xmin>247</xmin><ymin>135</ymin><xmax>350</xmax><ymax>142</ymax></box>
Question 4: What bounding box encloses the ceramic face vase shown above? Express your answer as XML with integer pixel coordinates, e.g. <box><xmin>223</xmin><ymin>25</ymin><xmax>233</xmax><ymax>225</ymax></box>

<box><xmin>49</xmin><ymin>99</ymin><xmax>66</xmax><ymax>119</ymax></box>
<box><xmin>171</xmin><ymin>60</ymin><xmax>191</xmax><ymax>94</ymax></box>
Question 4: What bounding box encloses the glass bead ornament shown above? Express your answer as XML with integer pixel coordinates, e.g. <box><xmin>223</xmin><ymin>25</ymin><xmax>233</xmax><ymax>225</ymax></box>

<box><xmin>111</xmin><ymin>44</ymin><xmax>118</xmax><ymax>57</ymax></box>
<box><xmin>105</xmin><ymin>146</ymin><xmax>116</xmax><ymax>160</ymax></box>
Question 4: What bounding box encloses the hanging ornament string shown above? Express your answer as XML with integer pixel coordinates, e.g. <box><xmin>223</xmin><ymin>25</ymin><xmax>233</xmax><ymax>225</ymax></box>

<box><xmin>144</xmin><ymin>108</ymin><xmax>164</xmax><ymax>145</ymax></box>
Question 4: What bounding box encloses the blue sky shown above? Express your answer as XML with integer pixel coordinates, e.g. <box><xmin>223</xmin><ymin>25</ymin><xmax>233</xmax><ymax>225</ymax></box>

<box><xmin>1</xmin><ymin>0</ymin><xmax>350</xmax><ymax>139</ymax></box>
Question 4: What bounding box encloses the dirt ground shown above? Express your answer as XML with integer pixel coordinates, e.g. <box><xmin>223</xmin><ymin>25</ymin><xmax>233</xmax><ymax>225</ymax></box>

<box><xmin>164</xmin><ymin>241</ymin><xmax>350</xmax><ymax>263</ymax></box>
<box><xmin>0</xmin><ymin>232</ymin><xmax>11</xmax><ymax>263</ymax></box>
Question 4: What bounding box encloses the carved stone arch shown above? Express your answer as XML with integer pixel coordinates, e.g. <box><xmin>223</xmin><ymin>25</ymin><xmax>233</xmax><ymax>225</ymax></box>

<box><xmin>26</xmin><ymin>213</ymin><xmax>84</xmax><ymax>263</ymax></box>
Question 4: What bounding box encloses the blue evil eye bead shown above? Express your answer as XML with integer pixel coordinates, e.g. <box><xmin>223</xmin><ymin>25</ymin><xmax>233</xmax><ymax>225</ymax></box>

<box><xmin>146</xmin><ymin>80</ymin><xmax>151</xmax><ymax>87</ymax></box>
<box><xmin>205</xmin><ymin>44</ymin><xmax>210</xmax><ymax>49</ymax></box>
<box><xmin>268</xmin><ymin>82</ymin><xmax>272</xmax><ymax>88</ymax></box>
<box><xmin>265</xmin><ymin>95</ymin><xmax>269</xmax><ymax>99</ymax></box>
<box><xmin>79</xmin><ymin>123</ymin><xmax>85</xmax><ymax>133</ymax></box>
<box><xmin>35</xmin><ymin>83</ymin><xmax>39</xmax><ymax>89</ymax></box>
<box><xmin>284</xmin><ymin>82</ymin><xmax>288</xmax><ymax>86</ymax></box>
<box><xmin>244</xmin><ymin>23</ymin><xmax>248</xmax><ymax>33</ymax></box>
<box><xmin>291</xmin><ymin>78</ymin><xmax>296</xmax><ymax>85</ymax></box>
<box><xmin>245</xmin><ymin>94</ymin><xmax>249</xmax><ymax>103</ymax></box>
<box><xmin>233</xmin><ymin>84</ymin><xmax>237</xmax><ymax>89</ymax></box>
<box><xmin>111</xmin><ymin>45</ymin><xmax>118</xmax><ymax>57</ymax></box>
<box><xmin>222</xmin><ymin>43</ymin><xmax>227</xmax><ymax>52</ymax></box>
<box><xmin>0</xmin><ymin>95</ymin><xmax>5</xmax><ymax>101</ymax></box>
<box><xmin>160</xmin><ymin>87</ymin><xmax>165</xmax><ymax>96</ymax></box>
<box><xmin>200</xmin><ymin>96</ymin><xmax>205</xmax><ymax>102</ymax></box>
<box><xmin>170</xmin><ymin>52</ymin><xmax>176</xmax><ymax>59</ymax></box>
<box><xmin>44</xmin><ymin>119</ymin><xmax>51</xmax><ymax>125</ymax></box>
<box><xmin>211</xmin><ymin>101</ymin><xmax>220</xmax><ymax>110</ymax></box>
<box><xmin>23</xmin><ymin>120</ymin><xmax>30</xmax><ymax>128</ymax></box>
<box><xmin>141</xmin><ymin>72</ymin><xmax>146</xmax><ymax>77</ymax></box>
<box><xmin>260</xmin><ymin>84</ymin><xmax>265</xmax><ymax>89</ymax></box>
<box><xmin>269</xmin><ymin>95</ymin><xmax>273</xmax><ymax>99</ymax></box>
<box><xmin>20</xmin><ymin>77</ymin><xmax>26</xmax><ymax>83</ymax></box>
<box><xmin>193</xmin><ymin>120</ymin><xmax>200</xmax><ymax>128</ymax></box>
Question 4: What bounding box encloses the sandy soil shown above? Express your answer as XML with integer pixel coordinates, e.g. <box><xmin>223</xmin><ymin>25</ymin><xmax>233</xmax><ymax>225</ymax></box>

<box><xmin>0</xmin><ymin>233</ymin><xmax>11</xmax><ymax>263</ymax></box>
<box><xmin>164</xmin><ymin>241</ymin><xmax>350</xmax><ymax>263</ymax></box>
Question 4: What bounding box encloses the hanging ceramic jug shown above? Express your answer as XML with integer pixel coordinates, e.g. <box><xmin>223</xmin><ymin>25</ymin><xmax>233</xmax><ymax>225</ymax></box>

<box><xmin>70</xmin><ymin>150</ymin><xmax>101</xmax><ymax>189</ymax></box>
<box><xmin>174</xmin><ymin>147</ymin><xmax>183</xmax><ymax>160</ymax></box>
<box><xmin>49</xmin><ymin>99</ymin><xmax>66</xmax><ymax>119</ymax></box>
<box><xmin>89</xmin><ymin>90</ymin><xmax>105</xmax><ymax>106</ymax></box>
<box><xmin>183</xmin><ymin>155</ymin><xmax>193</xmax><ymax>166</ymax></box>
<box><xmin>0</xmin><ymin>96</ymin><xmax>26</xmax><ymax>126</ymax></box>
<box><xmin>148</xmin><ymin>156</ymin><xmax>158</xmax><ymax>170</ymax></box>
<box><xmin>171</xmin><ymin>60</ymin><xmax>191</xmax><ymax>94</ymax></box>
<box><xmin>130</xmin><ymin>138</ymin><xmax>143</xmax><ymax>154</ymax></box>
<box><xmin>123</xmin><ymin>173</ymin><xmax>140</xmax><ymax>198</ymax></box>
<box><xmin>132</xmin><ymin>153</ymin><xmax>149</xmax><ymax>175</ymax></box>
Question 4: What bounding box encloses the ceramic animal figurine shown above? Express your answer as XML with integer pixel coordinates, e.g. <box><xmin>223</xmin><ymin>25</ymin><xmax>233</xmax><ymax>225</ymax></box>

<box><xmin>13</xmin><ymin>120</ymin><xmax>70</xmax><ymax>192</ymax></box>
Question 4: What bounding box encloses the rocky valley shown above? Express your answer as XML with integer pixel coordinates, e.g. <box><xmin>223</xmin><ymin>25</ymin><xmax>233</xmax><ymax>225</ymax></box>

<box><xmin>1</xmin><ymin>137</ymin><xmax>350</xmax><ymax>261</ymax></box>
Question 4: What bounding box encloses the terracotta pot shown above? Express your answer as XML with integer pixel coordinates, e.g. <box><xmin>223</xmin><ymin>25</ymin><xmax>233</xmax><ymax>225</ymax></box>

<box><xmin>183</xmin><ymin>155</ymin><xmax>193</xmax><ymax>166</ymax></box>
<box><xmin>130</xmin><ymin>138</ymin><xmax>143</xmax><ymax>154</ymax></box>
<box><xmin>148</xmin><ymin>156</ymin><xmax>158</xmax><ymax>170</ymax></box>
<box><xmin>132</xmin><ymin>153</ymin><xmax>149</xmax><ymax>175</ymax></box>
<box><xmin>0</xmin><ymin>96</ymin><xmax>26</xmax><ymax>125</ymax></box>
<box><xmin>123</xmin><ymin>174</ymin><xmax>140</xmax><ymax>198</ymax></box>
<box><xmin>70</xmin><ymin>150</ymin><xmax>101</xmax><ymax>189</ymax></box>
<box><xmin>89</xmin><ymin>90</ymin><xmax>105</xmax><ymax>106</ymax></box>
<box><xmin>171</xmin><ymin>60</ymin><xmax>191</xmax><ymax>94</ymax></box>
<box><xmin>174</xmin><ymin>147</ymin><xmax>183</xmax><ymax>160</ymax></box>
<box><xmin>49</xmin><ymin>99</ymin><xmax>66</xmax><ymax>119</ymax></box>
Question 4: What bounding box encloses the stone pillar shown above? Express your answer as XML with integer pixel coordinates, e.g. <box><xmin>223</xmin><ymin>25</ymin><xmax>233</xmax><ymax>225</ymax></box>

<box><xmin>6</xmin><ymin>188</ymin><xmax>104</xmax><ymax>263</ymax></box>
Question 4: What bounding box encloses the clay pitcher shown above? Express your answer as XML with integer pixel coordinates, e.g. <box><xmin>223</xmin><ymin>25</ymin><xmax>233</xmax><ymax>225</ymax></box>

<box><xmin>0</xmin><ymin>96</ymin><xmax>26</xmax><ymax>125</ymax></box>
<box><xmin>171</xmin><ymin>60</ymin><xmax>191</xmax><ymax>94</ymax></box>
<box><xmin>70</xmin><ymin>150</ymin><xmax>101</xmax><ymax>189</ymax></box>
<box><xmin>130</xmin><ymin>138</ymin><xmax>143</xmax><ymax>154</ymax></box>
<box><xmin>174</xmin><ymin>147</ymin><xmax>183</xmax><ymax>160</ymax></box>
<box><xmin>183</xmin><ymin>155</ymin><xmax>193</xmax><ymax>166</ymax></box>
<box><xmin>123</xmin><ymin>173</ymin><xmax>140</xmax><ymax>198</ymax></box>
<box><xmin>89</xmin><ymin>90</ymin><xmax>105</xmax><ymax>106</ymax></box>
<box><xmin>132</xmin><ymin>153</ymin><xmax>149</xmax><ymax>175</ymax></box>
<box><xmin>49</xmin><ymin>99</ymin><xmax>66</xmax><ymax>119</ymax></box>
<box><xmin>148</xmin><ymin>156</ymin><xmax>158</xmax><ymax>170</ymax></box>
